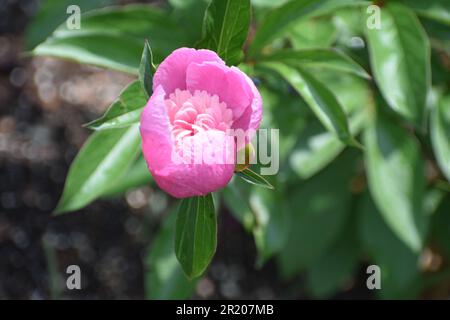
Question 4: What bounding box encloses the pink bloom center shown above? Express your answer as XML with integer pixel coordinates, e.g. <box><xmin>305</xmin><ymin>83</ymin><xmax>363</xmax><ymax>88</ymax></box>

<box><xmin>165</xmin><ymin>89</ymin><xmax>234</xmax><ymax>145</ymax></box>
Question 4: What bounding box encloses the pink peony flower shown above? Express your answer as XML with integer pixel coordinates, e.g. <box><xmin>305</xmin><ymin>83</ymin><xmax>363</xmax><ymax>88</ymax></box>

<box><xmin>140</xmin><ymin>48</ymin><xmax>262</xmax><ymax>198</ymax></box>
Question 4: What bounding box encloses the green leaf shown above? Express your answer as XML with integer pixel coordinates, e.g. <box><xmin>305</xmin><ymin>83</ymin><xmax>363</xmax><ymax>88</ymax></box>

<box><xmin>261</xmin><ymin>49</ymin><xmax>370</xmax><ymax>79</ymax></box>
<box><xmin>236</xmin><ymin>168</ymin><xmax>274</xmax><ymax>189</ymax></box>
<box><xmin>264</xmin><ymin>62</ymin><xmax>359</xmax><ymax>147</ymax></box>
<box><xmin>249</xmin><ymin>0</ymin><xmax>369</xmax><ymax>57</ymax></box>
<box><xmin>85</xmin><ymin>80</ymin><xmax>147</xmax><ymax>130</ymax></box>
<box><xmin>364</xmin><ymin>114</ymin><xmax>428</xmax><ymax>252</ymax></box>
<box><xmin>251</xmin><ymin>0</ymin><xmax>289</xmax><ymax>8</ymax></box>
<box><xmin>169</xmin><ymin>0</ymin><xmax>202</xmax><ymax>10</ymax></box>
<box><xmin>394</xmin><ymin>0</ymin><xmax>450</xmax><ymax>26</ymax></box>
<box><xmin>102</xmin><ymin>155</ymin><xmax>152</xmax><ymax>197</ymax></box>
<box><xmin>25</xmin><ymin>0</ymin><xmax>111</xmax><ymax>50</ymax></box>
<box><xmin>358</xmin><ymin>194</ymin><xmax>421</xmax><ymax>299</ymax></box>
<box><xmin>306</xmin><ymin>216</ymin><xmax>360</xmax><ymax>298</ymax></box>
<box><xmin>145</xmin><ymin>207</ymin><xmax>197</xmax><ymax>299</ymax></box>
<box><xmin>170</xmin><ymin>0</ymin><xmax>210</xmax><ymax>46</ymax></box>
<box><xmin>33</xmin><ymin>5</ymin><xmax>183</xmax><ymax>74</ymax></box>
<box><xmin>290</xmin><ymin>110</ymin><xmax>366</xmax><ymax>179</ymax></box>
<box><xmin>365</xmin><ymin>2</ymin><xmax>430</xmax><ymax>126</ymax></box>
<box><xmin>55</xmin><ymin>125</ymin><xmax>141</xmax><ymax>214</ymax></box>
<box><xmin>290</xmin><ymin>124</ymin><xmax>345</xmax><ymax>180</ymax></box>
<box><xmin>287</xmin><ymin>18</ymin><xmax>337</xmax><ymax>50</ymax></box>
<box><xmin>314</xmin><ymin>71</ymin><xmax>372</xmax><ymax>115</ymax></box>
<box><xmin>278</xmin><ymin>151</ymin><xmax>356</xmax><ymax>278</ymax></box>
<box><xmin>431</xmin><ymin>196</ymin><xmax>450</xmax><ymax>258</ymax></box>
<box><xmin>288</xmin><ymin>70</ymin><xmax>371</xmax><ymax>179</ymax></box>
<box><xmin>431</xmin><ymin>96</ymin><xmax>450</xmax><ymax>181</ymax></box>
<box><xmin>259</xmin><ymin>85</ymin><xmax>310</xmax><ymax>164</ymax></box>
<box><xmin>175</xmin><ymin>194</ymin><xmax>217</xmax><ymax>278</ymax></box>
<box><xmin>139</xmin><ymin>40</ymin><xmax>156</xmax><ymax>98</ymax></box>
<box><xmin>198</xmin><ymin>0</ymin><xmax>251</xmax><ymax>65</ymax></box>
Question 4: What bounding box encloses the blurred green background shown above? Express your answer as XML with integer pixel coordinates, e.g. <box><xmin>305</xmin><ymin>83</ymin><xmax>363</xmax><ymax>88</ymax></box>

<box><xmin>0</xmin><ymin>0</ymin><xmax>449</xmax><ymax>299</ymax></box>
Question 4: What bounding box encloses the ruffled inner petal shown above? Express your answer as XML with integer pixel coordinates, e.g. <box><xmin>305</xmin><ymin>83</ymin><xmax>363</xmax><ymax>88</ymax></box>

<box><xmin>140</xmin><ymin>86</ymin><xmax>236</xmax><ymax>198</ymax></box>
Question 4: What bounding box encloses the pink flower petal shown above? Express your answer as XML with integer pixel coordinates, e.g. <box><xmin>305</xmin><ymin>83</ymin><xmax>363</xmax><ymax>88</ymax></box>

<box><xmin>231</xmin><ymin>72</ymin><xmax>263</xmax><ymax>138</ymax></box>
<box><xmin>153</xmin><ymin>48</ymin><xmax>224</xmax><ymax>96</ymax></box>
<box><xmin>186</xmin><ymin>62</ymin><xmax>253</xmax><ymax>120</ymax></box>
<box><xmin>141</xmin><ymin>48</ymin><xmax>263</xmax><ymax>198</ymax></box>
<box><xmin>154</xmin><ymin>130</ymin><xmax>235</xmax><ymax>198</ymax></box>
<box><xmin>140</xmin><ymin>86</ymin><xmax>174</xmax><ymax>174</ymax></box>
<box><xmin>140</xmin><ymin>85</ymin><xmax>235</xmax><ymax>198</ymax></box>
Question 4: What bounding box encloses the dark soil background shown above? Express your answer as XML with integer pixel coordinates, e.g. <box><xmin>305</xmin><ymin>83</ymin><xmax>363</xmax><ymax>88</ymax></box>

<box><xmin>0</xmin><ymin>0</ymin><xmax>372</xmax><ymax>299</ymax></box>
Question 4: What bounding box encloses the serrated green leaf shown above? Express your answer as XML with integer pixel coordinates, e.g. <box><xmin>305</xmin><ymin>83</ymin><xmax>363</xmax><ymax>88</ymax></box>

<box><xmin>261</xmin><ymin>49</ymin><xmax>370</xmax><ymax>79</ymax></box>
<box><xmin>365</xmin><ymin>3</ymin><xmax>430</xmax><ymax>126</ymax></box>
<box><xmin>431</xmin><ymin>96</ymin><xmax>450</xmax><ymax>181</ymax></box>
<box><xmin>55</xmin><ymin>124</ymin><xmax>141</xmax><ymax>214</ymax></box>
<box><xmin>198</xmin><ymin>0</ymin><xmax>251</xmax><ymax>65</ymax></box>
<box><xmin>33</xmin><ymin>5</ymin><xmax>183</xmax><ymax>74</ymax></box>
<box><xmin>264</xmin><ymin>62</ymin><xmax>359</xmax><ymax>147</ymax></box>
<box><xmin>175</xmin><ymin>194</ymin><xmax>217</xmax><ymax>278</ymax></box>
<box><xmin>139</xmin><ymin>40</ymin><xmax>155</xmax><ymax>98</ymax></box>
<box><xmin>364</xmin><ymin>114</ymin><xmax>428</xmax><ymax>252</ymax></box>
<box><xmin>236</xmin><ymin>168</ymin><xmax>274</xmax><ymax>189</ymax></box>
<box><xmin>249</xmin><ymin>0</ymin><xmax>370</xmax><ymax>57</ymax></box>
<box><xmin>85</xmin><ymin>80</ymin><xmax>147</xmax><ymax>130</ymax></box>
<box><xmin>145</xmin><ymin>207</ymin><xmax>197</xmax><ymax>299</ymax></box>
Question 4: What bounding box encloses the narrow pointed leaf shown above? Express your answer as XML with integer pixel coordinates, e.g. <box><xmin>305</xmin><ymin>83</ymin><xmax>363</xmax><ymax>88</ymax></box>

<box><xmin>139</xmin><ymin>40</ymin><xmax>155</xmax><ymax>98</ymax></box>
<box><xmin>55</xmin><ymin>124</ymin><xmax>141</xmax><ymax>214</ymax></box>
<box><xmin>236</xmin><ymin>168</ymin><xmax>274</xmax><ymax>189</ymax></box>
<box><xmin>364</xmin><ymin>115</ymin><xmax>428</xmax><ymax>252</ymax></box>
<box><xmin>365</xmin><ymin>3</ymin><xmax>430</xmax><ymax>126</ymax></box>
<box><xmin>175</xmin><ymin>194</ymin><xmax>217</xmax><ymax>278</ymax></box>
<box><xmin>249</xmin><ymin>0</ymin><xmax>369</xmax><ymax>57</ymax></box>
<box><xmin>85</xmin><ymin>80</ymin><xmax>147</xmax><ymax>130</ymax></box>
<box><xmin>198</xmin><ymin>0</ymin><xmax>251</xmax><ymax>65</ymax></box>
<box><xmin>102</xmin><ymin>155</ymin><xmax>153</xmax><ymax>197</ymax></box>
<box><xmin>261</xmin><ymin>49</ymin><xmax>370</xmax><ymax>79</ymax></box>
<box><xmin>32</xmin><ymin>5</ymin><xmax>183</xmax><ymax>74</ymax></box>
<box><xmin>264</xmin><ymin>62</ymin><xmax>358</xmax><ymax>146</ymax></box>
<box><xmin>290</xmin><ymin>110</ymin><xmax>366</xmax><ymax>179</ymax></box>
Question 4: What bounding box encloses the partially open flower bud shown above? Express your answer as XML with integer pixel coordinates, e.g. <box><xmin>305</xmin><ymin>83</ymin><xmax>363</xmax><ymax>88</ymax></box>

<box><xmin>235</xmin><ymin>143</ymin><xmax>255</xmax><ymax>172</ymax></box>
<box><xmin>140</xmin><ymin>48</ymin><xmax>262</xmax><ymax>198</ymax></box>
